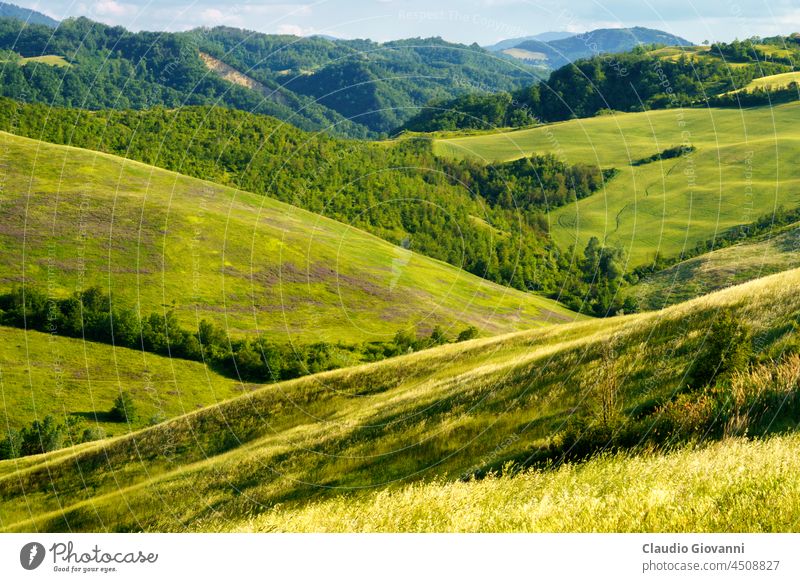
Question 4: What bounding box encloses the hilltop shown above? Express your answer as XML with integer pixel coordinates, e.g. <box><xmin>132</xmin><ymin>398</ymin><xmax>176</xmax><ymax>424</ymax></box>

<box><xmin>0</xmin><ymin>1</ymin><xmax>57</xmax><ymax>27</ymax></box>
<box><xmin>400</xmin><ymin>36</ymin><xmax>796</xmax><ymax>132</ymax></box>
<box><xmin>505</xmin><ymin>27</ymin><xmax>691</xmax><ymax>69</ymax></box>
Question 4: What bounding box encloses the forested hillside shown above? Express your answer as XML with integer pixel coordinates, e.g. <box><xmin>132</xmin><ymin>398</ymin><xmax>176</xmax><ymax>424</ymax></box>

<box><xmin>401</xmin><ymin>37</ymin><xmax>798</xmax><ymax>132</ymax></box>
<box><xmin>0</xmin><ymin>1</ymin><xmax>57</xmax><ymax>27</ymax></box>
<box><xmin>0</xmin><ymin>17</ymin><xmax>540</xmax><ymax>137</ymax></box>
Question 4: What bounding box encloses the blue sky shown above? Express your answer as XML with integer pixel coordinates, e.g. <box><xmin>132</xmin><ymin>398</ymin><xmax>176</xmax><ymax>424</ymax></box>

<box><xmin>17</xmin><ymin>0</ymin><xmax>800</xmax><ymax>45</ymax></box>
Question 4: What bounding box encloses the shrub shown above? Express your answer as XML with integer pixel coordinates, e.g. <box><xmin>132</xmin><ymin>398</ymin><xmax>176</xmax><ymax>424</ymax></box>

<box><xmin>0</xmin><ymin>429</ymin><xmax>21</xmax><ymax>460</ymax></box>
<box><xmin>110</xmin><ymin>391</ymin><xmax>138</xmax><ymax>423</ymax></box>
<box><xmin>20</xmin><ymin>415</ymin><xmax>65</xmax><ymax>455</ymax></box>
<box><xmin>689</xmin><ymin>310</ymin><xmax>752</xmax><ymax>389</ymax></box>
<box><xmin>457</xmin><ymin>326</ymin><xmax>479</xmax><ymax>342</ymax></box>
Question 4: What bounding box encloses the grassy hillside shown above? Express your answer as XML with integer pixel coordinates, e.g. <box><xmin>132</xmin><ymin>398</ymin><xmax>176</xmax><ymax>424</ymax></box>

<box><xmin>435</xmin><ymin>102</ymin><xmax>800</xmax><ymax>265</ymax></box>
<box><xmin>739</xmin><ymin>70</ymin><xmax>800</xmax><ymax>92</ymax></box>
<box><xmin>2</xmin><ymin>266</ymin><xmax>798</xmax><ymax>532</ymax></box>
<box><xmin>0</xmin><ymin>131</ymin><xmax>578</xmax><ymax>344</ymax></box>
<box><xmin>0</xmin><ymin>325</ymin><xmax>242</xmax><ymax>433</ymax></box>
<box><xmin>631</xmin><ymin>223</ymin><xmax>800</xmax><ymax>310</ymax></box>
<box><xmin>234</xmin><ymin>434</ymin><xmax>800</xmax><ymax>532</ymax></box>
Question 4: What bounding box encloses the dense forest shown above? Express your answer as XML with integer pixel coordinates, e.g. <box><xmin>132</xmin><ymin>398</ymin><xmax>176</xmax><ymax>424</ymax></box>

<box><xmin>401</xmin><ymin>38</ymin><xmax>798</xmax><ymax>132</ymax></box>
<box><xmin>198</xmin><ymin>28</ymin><xmax>542</xmax><ymax>134</ymax></box>
<box><xmin>0</xmin><ymin>16</ymin><xmax>540</xmax><ymax>137</ymax></box>
<box><xmin>0</xmin><ymin>97</ymin><xmax>630</xmax><ymax>315</ymax></box>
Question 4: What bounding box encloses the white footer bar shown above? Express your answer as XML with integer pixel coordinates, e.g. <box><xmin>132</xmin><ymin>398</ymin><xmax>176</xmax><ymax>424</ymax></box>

<box><xmin>1</xmin><ymin>533</ymin><xmax>798</xmax><ymax>581</ymax></box>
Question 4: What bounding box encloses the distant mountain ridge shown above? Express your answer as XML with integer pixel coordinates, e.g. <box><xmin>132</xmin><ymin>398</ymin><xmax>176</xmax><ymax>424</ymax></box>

<box><xmin>484</xmin><ymin>31</ymin><xmax>574</xmax><ymax>52</ymax></box>
<box><xmin>0</xmin><ymin>1</ymin><xmax>57</xmax><ymax>27</ymax></box>
<box><xmin>504</xmin><ymin>26</ymin><xmax>691</xmax><ymax>68</ymax></box>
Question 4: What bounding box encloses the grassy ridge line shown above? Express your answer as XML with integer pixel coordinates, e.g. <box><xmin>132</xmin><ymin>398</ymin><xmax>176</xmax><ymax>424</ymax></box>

<box><xmin>739</xmin><ymin>71</ymin><xmax>800</xmax><ymax>92</ymax></box>
<box><xmin>0</xmin><ymin>130</ymin><xmax>579</xmax><ymax>344</ymax></box>
<box><xmin>2</xmin><ymin>266</ymin><xmax>799</xmax><ymax>532</ymax></box>
<box><xmin>0</xmin><ymin>325</ymin><xmax>244</xmax><ymax>433</ymax></box>
<box><xmin>232</xmin><ymin>434</ymin><xmax>800</xmax><ymax>532</ymax></box>
<box><xmin>631</xmin><ymin>224</ymin><xmax>800</xmax><ymax>310</ymax></box>
<box><xmin>434</xmin><ymin>103</ymin><xmax>800</xmax><ymax>265</ymax></box>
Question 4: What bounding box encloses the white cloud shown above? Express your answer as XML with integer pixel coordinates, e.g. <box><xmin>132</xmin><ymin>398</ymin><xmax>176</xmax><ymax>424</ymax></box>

<box><xmin>187</xmin><ymin>3</ymin><xmax>314</xmax><ymax>30</ymax></box>
<box><xmin>277</xmin><ymin>23</ymin><xmax>316</xmax><ymax>36</ymax></box>
<box><xmin>89</xmin><ymin>0</ymin><xmax>137</xmax><ymax>17</ymax></box>
<box><xmin>565</xmin><ymin>20</ymin><xmax>624</xmax><ymax>33</ymax></box>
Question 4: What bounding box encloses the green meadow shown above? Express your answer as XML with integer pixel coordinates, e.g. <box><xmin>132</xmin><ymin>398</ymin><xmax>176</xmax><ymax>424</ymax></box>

<box><xmin>0</xmin><ymin>131</ymin><xmax>579</xmax><ymax>345</ymax></box>
<box><xmin>435</xmin><ymin>102</ymin><xmax>800</xmax><ymax>265</ymax></box>
<box><xmin>632</xmin><ymin>223</ymin><xmax>800</xmax><ymax>310</ymax></box>
<box><xmin>0</xmin><ymin>325</ymin><xmax>242</xmax><ymax>434</ymax></box>
<box><xmin>2</xmin><ymin>266</ymin><xmax>799</xmax><ymax>532</ymax></box>
<box><xmin>740</xmin><ymin>70</ymin><xmax>800</xmax><ymax>91</ymax></box>
<box><xmin>235</xmin><ymin>434</ymin><xmax>800</xmax><ymax>532</ymax></box>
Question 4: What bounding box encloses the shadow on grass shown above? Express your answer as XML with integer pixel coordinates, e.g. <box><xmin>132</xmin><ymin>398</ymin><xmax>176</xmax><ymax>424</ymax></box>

<box><xmin>71</xmin><ymin>410</ymin><xmax>118</xmax><ymax>423</ymax></box>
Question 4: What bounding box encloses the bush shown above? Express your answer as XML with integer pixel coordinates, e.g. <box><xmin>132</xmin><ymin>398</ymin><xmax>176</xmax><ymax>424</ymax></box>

<box><xmin>0</xmin><ymin>429</ymin><xmax>21</xmax><ymax>460</ymax></box>
<box><xmin>110</xmin><ymin>391</ymin><xmax>138</xmax><ymax>423</ymax></box>
<box><xmin>689</xmin><ymin>310</ymin><xmax>752</xmax><ymax>389</ymax></box>
<box><xmin>457</xmin><ymin>326</ymin><xmax>479</xmax><ymax>342</ymax></box>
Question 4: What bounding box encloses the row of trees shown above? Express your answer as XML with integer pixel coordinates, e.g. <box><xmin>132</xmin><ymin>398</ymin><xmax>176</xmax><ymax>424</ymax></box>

<box><xmin>0</xmin><ymin>286</ymin><xmax>481</xmax><ymax>383</ymax></box>
<box><xmin>0</xmin><ymin>391</ymin><xmax>138</xmax><ymax>460</ymax></box>
<box><xmin>631</xmin><ymin>205</ymin><xmax>800</xmax><ymax>279</ymax></box>
<box><xmin>0</xmin><ymin>415</ymin><xmax>105</xmax><ymax>459</ymax></box>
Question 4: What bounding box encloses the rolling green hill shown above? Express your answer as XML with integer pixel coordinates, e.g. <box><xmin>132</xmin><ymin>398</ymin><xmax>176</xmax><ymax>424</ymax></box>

<box><xmin>631</xmin><ymin>223</ymin><xmax>800</xmax><ymax>310</ymax></box>
<box><xmin>435</xmin><ymin>102</ymin><xmax>800</xmax><ymax>265</ymax></box>
<box><xmin>0</xmin><ymin>130</ymin><xmax>578</xmax><ymax>345</ymax></box>
<box><xmin>738</xmin><ymin>70</ymin><xmax>800</xmax><ymax>92</ymax></box>
<box><xmin>2</xmin><ymin>265</ymin><xmax>798</xmax><ymax>532</ymax></box>
<box><xmin>0</xmin><ymin>325</ymin><xmax>242</xmax><ymax>434</ymax></box>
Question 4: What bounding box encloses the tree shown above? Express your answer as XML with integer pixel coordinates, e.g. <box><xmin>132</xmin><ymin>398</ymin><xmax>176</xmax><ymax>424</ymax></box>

<box><xmin>457</xmin><ymin>326</ymin><xmax>479</xmax><ymax>342</ymax></box>
<box><xmin>110</xmin><ymin>391</ymin><xmax>138</xmax><ymax>423</ymax></box>
<box><xmin>428</xmin><ymin>326</ymin><xmax>448</xmax><ymax>347</ymax></box>
<box><xmin>20</xmin><ymin>416</ymin><xmax>64</xmax><ymax>455</ymax></box>
<box><xmin>0</xmin><ymin>429</ymin><xmax>21</xmax><ymax>460</ymax></box>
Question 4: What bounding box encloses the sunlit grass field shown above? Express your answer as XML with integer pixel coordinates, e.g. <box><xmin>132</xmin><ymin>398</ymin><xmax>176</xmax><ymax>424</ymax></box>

<box><xmin>2</xmin><ymin>267</ymin><xmax>799</xmax><ymax>532</ymax></box>
<box><xmin>740</xmin><ymin>70</ymin><xmax>800</xmax><ymax>92</ymax></box>
<box><xmin>631</xmin><ymin>223</ymin><xmax>800</xmax><ymax>310</ymax></box>
<box><xmin>0</xmin><ymin>325</ymin><xmax>243</xmax><ymax>434</ymax></box>
<box><xmin>434</xmin><ymin>102</ymin><xmax>800</xmax><ymax>265</ymax></box>
<box><xmin>0</xmin><ymin>131</ymin><xmax>579</xmax><ymax>345</ymax></box>
<box><xmin>19</xmin><ymin>55</ymin><xmax>71</xmax><ymax>67</ymax></box>
<box><xmin>234</xmin><ymin>434</ymin><xmax>800</xmax><ymax>532</ymax></box>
